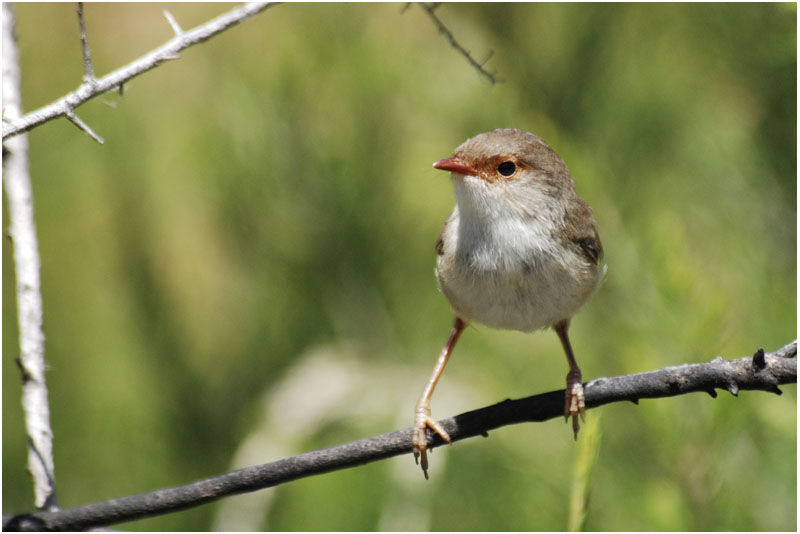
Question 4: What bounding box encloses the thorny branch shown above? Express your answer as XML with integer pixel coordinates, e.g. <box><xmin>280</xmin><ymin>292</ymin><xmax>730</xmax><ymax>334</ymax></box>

<box><xmin>4</xmin><ymin>341</ymin><xmax>795</xmax><ymax>531</ymax></box>
<box><xmin>2</xmin><ymin>0</ymin><xmax>279</xmax><ymax>516</ymax></box>
<box><xmin>1</xmin><ymin>1</ymin><xmax>277</xmax><ymax>143</ymax></box>
<box><xmin>418</xmin><ymin>3</ymin><xmax>500</xmax><ymax>84</ymax></box>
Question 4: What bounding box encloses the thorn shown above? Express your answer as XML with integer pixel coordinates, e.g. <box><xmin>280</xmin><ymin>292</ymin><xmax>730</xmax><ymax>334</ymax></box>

<box><xmin>118</xmin><ymin>83</ymin><xmax>125</xmax><ymax>96</ymax></box>
<box><xmin>767</xmin><ymin>385</ymin><xmax>783</xmax><ymax>395</ymax></box>
<box><xmin>752</xmin><ymin>348</ymin><xmax>766</xmax><ymax>371</ymax></box>
<box><xmin>64</xmin><ymin>110</ymin><xmax>104</xmax><ymax>144</ymax></box>
<box><xmin>163</xmin><ymin>9</ymin><xmax>184</xmax><ymax>36</ymax></box>
<box><xmin>629</xmin><ymin>398</ymin><xmax>639</xmax><ymax>405</ymax></box>
<box><xmin>706</xmin><ymin>389</ymin><xmax>718</xmax><ymax>398</ymax></box>
<box><xmin>15</xmin><ymin>357</ymin><xmax>32</xmax><ymax>381</ymax></box>
<box><xmin>480</xmin><ymin>431</ymin><xmax>489</xmax><ymax>438</ymax></box>
<box><xmin>726</xmin><ymin>382</ymin><xmax>739</xmax><ymax>396</ymax></box>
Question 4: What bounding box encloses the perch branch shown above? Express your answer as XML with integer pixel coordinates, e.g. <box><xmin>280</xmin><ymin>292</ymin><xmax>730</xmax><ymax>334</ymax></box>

<box><xmin>1</xmin><ymin>1</ymin><xmax>277</xmax><ymax>141</ymax></box>
<box><xmin>2</xmin><ymin>3</ymin><xmax>59</xmax><ymax>512</ymax></box>
<box><xmin>418</xmin><ymin>2</ymin><xmax>500</xmax><ymax>84</ymax></box>
<box><xmin>3</xmin><ymin>341</ymin><xmax>795</xmax><ymax>531</ymax></box>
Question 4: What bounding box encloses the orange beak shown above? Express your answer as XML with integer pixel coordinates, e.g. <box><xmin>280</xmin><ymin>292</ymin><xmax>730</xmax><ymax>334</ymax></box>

<box><xmin>432</xmin><ymin>157</ymin><xmax>478</xmax><ymax>177</ymax></box>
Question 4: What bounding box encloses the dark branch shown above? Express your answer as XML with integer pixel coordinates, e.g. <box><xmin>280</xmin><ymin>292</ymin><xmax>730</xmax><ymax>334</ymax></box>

<box><xmin>418</xmin><ymin>3</ymin><xmax>500</xmax><ymax>84</ymax></box>
<box><xmin>3</xmin><ymin>341</ymin><xmax>795</xmax><ymax>531</ymax></box>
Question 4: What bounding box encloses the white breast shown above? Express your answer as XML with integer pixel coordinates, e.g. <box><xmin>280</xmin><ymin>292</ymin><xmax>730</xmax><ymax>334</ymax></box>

<box><xmin>435</xmin><ymin>177</ymin><xmax>602</xmax><ymax>332</ymax></box>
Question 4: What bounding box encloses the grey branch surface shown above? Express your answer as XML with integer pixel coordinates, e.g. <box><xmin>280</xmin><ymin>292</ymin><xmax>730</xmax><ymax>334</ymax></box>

<box><xmin>3</xmin><ymin>341</ymin><xmax>795</xmax><ymax>531</ymax></box>
<box><xmin>1</xmin><ymin>1</ymin><xmax>277</xmax><ymax>142</ymax></box>
<box><xmin>2</xmin><ymin>4</ymin><xmax>59</xmax><ymax>512</ymax></box>
<box><xmin>76</xmin><ymin>3</ymin><xmax>96</xmax><ymax>84</ymax></box>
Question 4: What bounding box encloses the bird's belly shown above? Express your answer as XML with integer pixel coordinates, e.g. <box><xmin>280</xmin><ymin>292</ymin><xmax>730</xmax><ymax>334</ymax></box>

<box><xmin>436</xmin><ymin>253</ymin><xmax>600</xmax><ymax>332</ymax></box>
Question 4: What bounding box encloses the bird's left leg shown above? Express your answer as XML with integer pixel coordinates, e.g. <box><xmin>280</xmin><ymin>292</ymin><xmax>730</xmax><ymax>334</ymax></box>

<box><xmin>554</xmin><ymin>319</ymin><xmax>585</xmax><ymax>438</ymax></box>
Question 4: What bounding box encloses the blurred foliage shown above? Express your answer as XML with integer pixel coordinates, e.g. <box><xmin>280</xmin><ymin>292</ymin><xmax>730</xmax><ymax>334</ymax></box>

<box><xmin>3</xmin><ymin>2</ymin><xmax>795</xmax><ymax>531</ymax></box>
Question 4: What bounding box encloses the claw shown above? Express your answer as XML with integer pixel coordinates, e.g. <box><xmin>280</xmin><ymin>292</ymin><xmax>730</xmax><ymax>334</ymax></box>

<box><xmin>412</xmin><ymin>401</ymin><xmax>451</xmax><ymax>479</ymax></box>
<box><xmin>565</xmin><ymin>373</ymin><xmax>585</xmax><ymax>439</ymax></box>
<box><xmin>554</xmin><ymin>320</ymin><xmax>587</xmax><ymax>440</ymax></box>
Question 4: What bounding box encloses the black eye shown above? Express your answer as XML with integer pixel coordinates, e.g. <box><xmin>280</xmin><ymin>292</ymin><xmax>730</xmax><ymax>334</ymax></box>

<box><xmin>497</xmin><ymin>161</ymin><xmax>516</xmax><ymax>177</ymax></box>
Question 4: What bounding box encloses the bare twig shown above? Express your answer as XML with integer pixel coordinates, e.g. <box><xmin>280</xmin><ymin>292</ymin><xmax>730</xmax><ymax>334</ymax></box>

<box><xmin>3</xmin><ymin>341</ymin><xmax>794</xmax><ymax>531</ymax></box>
<box><xmin>1</xmin><ymin>1</ymin><xmax>278</xmax><ymax>141</ymax></box>
<box><xmin>2</xmin><ymin>3</ymin><xmax>58</xmax><ymax>512</ymax></box>
<box><xmin>76</xmin><ymin>2</ymin><xmax>96</xmax><ymax>84</ymax></box>
<box><xmin>418</xmin><ymin>2</ymin><xmax>500</xmax><ymax>84</ymax></box>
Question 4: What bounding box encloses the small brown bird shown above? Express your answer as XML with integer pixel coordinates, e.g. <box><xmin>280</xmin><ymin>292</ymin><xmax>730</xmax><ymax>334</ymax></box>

<box><xmin>413</xmin><ymin>128</ymin><xmax>604</xmax><ymax>478</ymax></box>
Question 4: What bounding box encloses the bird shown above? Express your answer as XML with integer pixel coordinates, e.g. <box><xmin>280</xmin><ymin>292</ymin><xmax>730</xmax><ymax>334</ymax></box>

<box><xmin>412</xmin><ymin>128</ymin><xmax>604</xmax><ymax>478</ymax></box>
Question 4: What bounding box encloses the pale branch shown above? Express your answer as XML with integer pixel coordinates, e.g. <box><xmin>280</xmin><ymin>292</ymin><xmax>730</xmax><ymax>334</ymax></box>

<box><xmin>418</xmin><ymin>2</ymin><xmax>500</xmax><ymax>84</ymax></box>
<box><xmin>76</xmin><ymin>3</ymin><xmax>95</xmax><ymax>84</ymax></box>
<box><xmin>163</xmin><ymin>9</ymin><xmax>184</xmax><ymax>37</ymax></box>
<box><xmin>2</xmin><ymin>3</ymin><xmax>59</xmax><ymax>512</ymax></box>
<box><xmin>1</xmin><ymin>1</ymin><xmax>278</xmax><ymax>142</ymax></box>
<box><xmin>3</xmin><ymin>341</ymin><xmax>795</xmax><ymax>531</ymax></box>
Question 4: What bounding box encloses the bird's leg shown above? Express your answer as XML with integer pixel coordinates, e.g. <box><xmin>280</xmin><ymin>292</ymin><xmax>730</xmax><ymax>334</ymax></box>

<box><xmin>554</xmin><ymin>319</ymin><xmax>585</xmax><ymax>439</ymax></box>
<box><xmin>413</xmin><ymin>316</ymin><xmax>466</xmax><ymax>479</ymax></box>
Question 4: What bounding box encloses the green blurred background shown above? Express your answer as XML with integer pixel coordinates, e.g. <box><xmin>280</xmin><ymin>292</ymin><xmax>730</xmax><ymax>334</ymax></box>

<box><xmin>3</xmin><ymin>2</ymin><xmax>796</xmax><ymax>531</ymax></box>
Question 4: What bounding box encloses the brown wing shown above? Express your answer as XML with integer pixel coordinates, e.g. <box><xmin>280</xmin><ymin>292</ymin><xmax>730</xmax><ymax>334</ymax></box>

<box><xmin>575</xmin><ymin>229</ymin><xmax>603</xmax><ymax>265</ymax></box>
<box><xmin>564</xmin><ymin>198</ymin><xmax>603</xmax><ymax>265</ymax></box>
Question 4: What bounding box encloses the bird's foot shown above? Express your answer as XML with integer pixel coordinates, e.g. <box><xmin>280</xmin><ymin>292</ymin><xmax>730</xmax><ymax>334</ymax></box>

<box><xmin>412</xmin><ymin>401</ymin><xmax>451</xmax><ymax>479</ymax></box>
<box><xmin>564</xmin><ymin>370</ymin><xmax>585</xmax><ymax>439</ymax></box>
